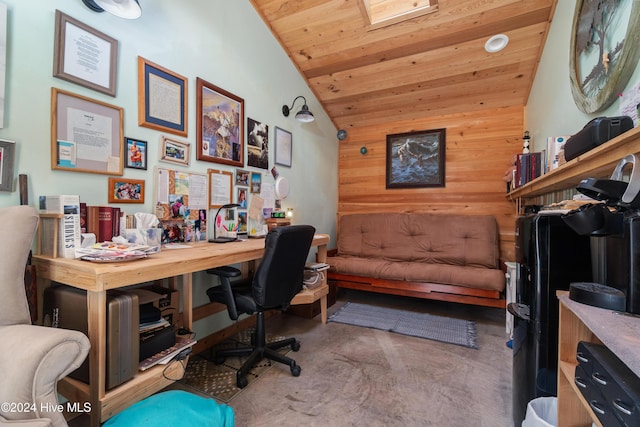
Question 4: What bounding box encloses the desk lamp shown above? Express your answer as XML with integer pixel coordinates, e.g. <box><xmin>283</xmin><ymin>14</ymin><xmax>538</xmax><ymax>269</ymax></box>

<box><xmin>209</xmin><ymin>203</ymin><xmax>240</xmax><ymax>243</ymax></box>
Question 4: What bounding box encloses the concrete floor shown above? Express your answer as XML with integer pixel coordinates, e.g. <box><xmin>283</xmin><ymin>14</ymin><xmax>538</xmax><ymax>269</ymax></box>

<box><xmin>216</xmin><ymin>289</ymin><xmax>513</xmax><ymax>426</ymax></box>
<box><xmin>70</xmin><ymin>289</ymin><xmax>514</xmax><ymax>426</ymax></box>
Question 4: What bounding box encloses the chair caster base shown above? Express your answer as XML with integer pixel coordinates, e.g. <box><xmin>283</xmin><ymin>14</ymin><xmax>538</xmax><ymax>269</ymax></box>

<box><xmin>237</xmin><ymin>375</ymin><xmax>249</xmax><ymax>389</ymax></box>
<box><xmin>290</xmin><ymin>363</ymin><xmax>301</xmax><ymax>377</ymax></box>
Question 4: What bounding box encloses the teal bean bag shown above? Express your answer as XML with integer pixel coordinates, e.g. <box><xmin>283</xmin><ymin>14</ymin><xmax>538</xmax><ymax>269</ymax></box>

<box><xmin>103</xmin><ymin>390</ymin><xmax>234</xmax><ymax>427</ymax></box>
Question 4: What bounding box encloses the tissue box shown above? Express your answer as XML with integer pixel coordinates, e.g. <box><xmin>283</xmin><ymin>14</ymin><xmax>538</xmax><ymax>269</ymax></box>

<box><xmin>125</xmin><ymin>228</ymin><xmax>162</xmax><ymax>253</ymax></box>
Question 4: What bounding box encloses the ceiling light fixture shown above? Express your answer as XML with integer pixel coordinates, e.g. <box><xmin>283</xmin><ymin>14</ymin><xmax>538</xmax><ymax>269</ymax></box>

<box><xmin>484</xmin><ymin>34</ymin><xmax>509</xmax><ymax>53</ymax></box>
<box><xmin>82</xmin><ymin>0</ymin><xmax>142</xmax><ymax>19</ymax></box>
<box><xmin>282</xmin><ymin>96</ymin><xmax>315</xmax><ymax>123</ymax></box>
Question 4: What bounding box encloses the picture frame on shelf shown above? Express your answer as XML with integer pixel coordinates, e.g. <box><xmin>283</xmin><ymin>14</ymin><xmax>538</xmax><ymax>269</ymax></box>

<box><xmin>108</xmin><ymin>177</ymin><xmax>145</xmax><ymax>203</ymax></box>
<box><xmin>53</xmin><ymin>10</ymin><xmax>118</xmax><ymax>97</ymax></box>
<box><xmin>160</xmin><ymin>136</ymin><xmax>190</xmax><ymax>166</ymax></box>
<box><xmin>138</xmin><ymin>56</ymin><xmax>188</xmax><ymax>137</ymax></box>
<box><xmin>274</xmin><ymin>126</ymin><xmax>292</xmax><ymax>167</ymax></box>
<box><xmin>196</xmin><ymin>77</ymin><xmax>244</xmax><ymax>167</ymax></box>
<box><xmin>51</xmin><ymin>87</ymin><xmax>124</xmax><ymax>175</ymax></box>
<box><xmin>125</xmin><ymin>137</ymin><xmax>147</xmax><ymax>170</ymax></box>
<box><xmin>386</xmin><ymin>128</ymin><xmax>446</xmax><ymax>189</ymax></box>
<box><xmin>0</xmin><ymin>139</ymin><xmax>15</xmax><ymax>192</ymax></box>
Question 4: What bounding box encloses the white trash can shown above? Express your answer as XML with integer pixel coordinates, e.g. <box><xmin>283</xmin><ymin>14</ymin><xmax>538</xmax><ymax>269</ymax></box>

<box><xmin>521</xmin><ymin>396</ymin><xmax>557</xmax><ymax>427</ymax></box>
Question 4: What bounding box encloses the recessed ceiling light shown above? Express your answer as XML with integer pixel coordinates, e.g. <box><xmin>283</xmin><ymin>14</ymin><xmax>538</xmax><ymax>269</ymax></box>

<box><xmin>485</xmin><ymin>34</ymin><xmax>509</xmax><ymax>53</ymax></box>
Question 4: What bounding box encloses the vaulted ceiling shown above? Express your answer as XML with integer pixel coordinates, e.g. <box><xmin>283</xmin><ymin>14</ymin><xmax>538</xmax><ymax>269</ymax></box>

<box><xmin>250</xmin><ymin>0</ymin><xmax>557</xmax><ymax>130</ymax></box>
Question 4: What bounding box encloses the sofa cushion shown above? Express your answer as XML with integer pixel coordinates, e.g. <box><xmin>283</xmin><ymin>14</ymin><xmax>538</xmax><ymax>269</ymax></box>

<box><xmin>337</xmin><ymin>213</ymin><xmax>500</xmax><ymax>269</ymax></box>
<box><xmin>328</xmin><ymin>255</ymin><xmax>505</xmax><ymax>291</ymax></box>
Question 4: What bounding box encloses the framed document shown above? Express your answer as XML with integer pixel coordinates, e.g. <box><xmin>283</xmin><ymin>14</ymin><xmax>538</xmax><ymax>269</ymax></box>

<box><xmin>208</xmin><ymin>169</ymin><xmax>233</xmax><ymax>208</ymax></box>
<box><xmin>53</xmin><ymin>10</ymin><xmax>118</xmax><ymax>97</ymax></box>
<box><xmin>51</xmin><ymin>88</ymin><xmax>123</xmax><ymax>175</ymax></box>
<box><xmin>138</xmin><ymin>57</ymin><xmax>188</xmax><ymax>137</ymax></box>
<box><xmin>274</xmin><ymin>127</ymin><xmax>292</xmax><ymax>167</ymax></box>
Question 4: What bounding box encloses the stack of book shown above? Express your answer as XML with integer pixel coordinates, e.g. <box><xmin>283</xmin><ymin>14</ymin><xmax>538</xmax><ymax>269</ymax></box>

<box><xmin>81</xmin><ymin>204</ymin><xmax>125</xmax><ymax>242</ymax></box>
<box><xmin>513</xmin><ymin>152</ymin><xmax>545</xmax><ymax>188</ymax></box>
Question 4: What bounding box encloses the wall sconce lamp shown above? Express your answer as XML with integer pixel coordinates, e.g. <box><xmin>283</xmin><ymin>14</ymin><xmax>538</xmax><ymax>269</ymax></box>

<box><xmin>82</xmin><ymin>0</ymin><xmax>142</xmax><ymax>19</ymax></box>
<box><xmin>209</xmin><ymin>203</ymin><xmax>240</xmax><ymax>243</ymax></box>
<box><xmin>282</xmin><ymin>96</ymin><xmax>314</xmax><ymax>123</ymax></box>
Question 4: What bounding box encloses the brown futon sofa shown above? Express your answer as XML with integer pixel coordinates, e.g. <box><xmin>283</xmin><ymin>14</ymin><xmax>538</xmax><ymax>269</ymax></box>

<box><xmin>327</xmin><ymin>213</ymin><xmax>506</xmax><ymax>308</ymax></box>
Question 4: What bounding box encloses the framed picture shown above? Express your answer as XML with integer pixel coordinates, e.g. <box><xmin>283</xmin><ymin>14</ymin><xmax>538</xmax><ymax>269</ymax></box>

<box><xmin>51</xmin><ymin>87</ymin><xmax>123</xmax><ymax>175</ymax></box>
<box><xmin>138</xmin><ymin>56</ymin><xmax>188</xmax><ymax>136</ymax></box>
<box><xmin>237</xmin><ymin>210</ymin><xmax>248</xmax><ymax>234</ymax></box>
<box><xmin>386</xmin><ymin>128</ymin><xmax>446</xmax><ymax>189</ymax></box>
<box><xmin>125</xmin><ymin>137</ymin><xmax>147</xmax><ymax>170</ymax></box>
<box><xmin>208</xmin><ymin>168</ymin><xmax>233</xmax><ymax>208</ymax></box>
<box><xmin>250</xmin><ymin>172</ymin><xmax>262</xmax><ymax>194</ymax></box>
<box><xmin>235</xmin><ymin>168</ymin><xmax>250</xmax><ymax>186</ymax></box>
<box><xmin>237</xmin><ymin>187</ymin><xmax>248</xmax><ymax>209</ymax></box>
<box><xmin>0</xmin><ymin>139</ymin><xmax>15</xmax><ymax>192</ymax></box>
<box><xmin>108</xmin><ymin>177</ymin><xmax>144</xmax><ymax>203</ymax></box>
<box><xmin>274</xmin><ymin>127</ymin><xmax>292</xmax><ymax>167</ymax></box>
<box><xmin>160</xmin><ymin>136</ymin><xmax>190</xmax><ymax>166</ymax></box>
<box><xmin>247</xmin><ymin>117</ymin><xmax>268</xmax><ymax>169</ymax></box>
<box><xmin>196</xmin><ymin>77</ymin><xmax>244</xmax><ymax>166</ymax></box>
<box><xmin>53</xmin><ymin>10</ymin><xmax>118</xmax><ymax>97</ymax></box>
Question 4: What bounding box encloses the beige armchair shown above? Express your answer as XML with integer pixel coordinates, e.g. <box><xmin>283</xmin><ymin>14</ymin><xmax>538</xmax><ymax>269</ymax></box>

<box><xmin>0</xmin><ymin>206</ymin><xmax>90</xmax><ymax>427</ymax></box>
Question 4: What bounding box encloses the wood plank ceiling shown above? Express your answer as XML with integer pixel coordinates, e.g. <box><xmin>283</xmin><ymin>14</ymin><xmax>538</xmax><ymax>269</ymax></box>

<box><xmin>250</xmin><ymin>0</ymin><xmax>557</xmax><ymax>131</ymax></box>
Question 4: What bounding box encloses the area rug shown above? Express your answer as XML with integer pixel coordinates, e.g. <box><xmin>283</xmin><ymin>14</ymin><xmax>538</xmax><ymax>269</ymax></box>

<box><xmin>180</xmin><ymin>329</ymin><xmax>290</xmax><ymax>402</ymax></box>
<box><xmin>328</xmin><ymin>302</ymin><xmax>478</xmax><ymax>349</ymax></box>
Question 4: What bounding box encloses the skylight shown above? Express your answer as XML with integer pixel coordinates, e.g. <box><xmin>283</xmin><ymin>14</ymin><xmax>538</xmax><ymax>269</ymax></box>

<box><xmin>361</xmin><ymin>0</ymin><xmax>439</xmax><ymax>30</ymax></box>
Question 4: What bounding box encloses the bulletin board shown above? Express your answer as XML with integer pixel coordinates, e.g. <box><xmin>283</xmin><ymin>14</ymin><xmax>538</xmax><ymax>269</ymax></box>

<box><xmin>154</xmin><ymin>167</ymin><xmax>208</xmax><ymax>221</ymax></box>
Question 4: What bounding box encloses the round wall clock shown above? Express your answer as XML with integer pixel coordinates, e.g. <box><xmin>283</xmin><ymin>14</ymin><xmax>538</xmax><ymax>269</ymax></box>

<box><xmin>569</xmin><ymin>0</ymin><xmax>640</xmax><ymax>113</ymax></box>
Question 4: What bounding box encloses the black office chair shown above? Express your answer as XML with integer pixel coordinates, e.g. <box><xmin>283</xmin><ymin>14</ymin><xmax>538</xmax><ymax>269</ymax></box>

<box><xmin>206</xmin><ymin>225</ymin><xmax>316</xmax><ymax>388</ymax></box>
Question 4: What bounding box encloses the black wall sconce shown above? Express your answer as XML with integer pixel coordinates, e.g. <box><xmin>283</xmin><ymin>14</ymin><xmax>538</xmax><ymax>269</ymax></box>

<box><xmin>282</xmin><ymin>96</ymin><xmax>314</xmax><ymax>123</ymax></box>
<box><xmin>82</xmin><ymin>0</ymin><xmax>142</xmax><ymax>19</ymax></box>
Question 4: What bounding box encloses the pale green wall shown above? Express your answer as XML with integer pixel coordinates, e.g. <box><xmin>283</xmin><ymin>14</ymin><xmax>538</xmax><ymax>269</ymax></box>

<box><xmin>0</xmin><ymin>0</ymin><xmax>338</xmax><ymax>336</ymax></box>
<box><xmin>527</xmin><ymin>0</ymin><xmax>640</xmax><ymax>150</ymax></box>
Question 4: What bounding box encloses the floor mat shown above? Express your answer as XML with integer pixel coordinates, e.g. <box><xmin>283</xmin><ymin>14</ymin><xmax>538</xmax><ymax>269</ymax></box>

<box><xmin>180</xmin><ymin>329</ymin><xmax>292</xmax><ymax>402</ymax></box>
<box><xmin>328</xmin><ymin>301</ymin><xmax>478</xmax><ymax>349</ymax></box>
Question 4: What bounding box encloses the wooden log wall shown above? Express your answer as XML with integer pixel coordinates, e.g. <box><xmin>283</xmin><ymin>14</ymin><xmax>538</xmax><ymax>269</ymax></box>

<box><xmin>338</xmin><ymin>105</ymin><xmax>524</xmax><ymax>262</ymax></box>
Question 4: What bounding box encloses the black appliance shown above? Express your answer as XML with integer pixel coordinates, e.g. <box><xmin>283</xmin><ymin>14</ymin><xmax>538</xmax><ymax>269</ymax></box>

<box><xmin>562</xmin><ymin>154</ymin><xmax>640</xmax><ymax>315</ymax></box>
<box><xmin>564</xmin><ymin>116</ymin><xmax>633</xmax><ymax>162</ymax></box>
<box><xmin>510</xmin><ymin>213</ymin><xmax>592</xmax><ymax>426</ymax></box>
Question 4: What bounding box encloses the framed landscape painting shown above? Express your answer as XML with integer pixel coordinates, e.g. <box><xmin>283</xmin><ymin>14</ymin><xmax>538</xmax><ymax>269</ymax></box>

<box><xmin>196</xmin><ymin>77</ymin><xmax>244</xmax><ymax>167</ymax></box>
<box><xmin>386</xmin><ymin>128</ymin><xmax>446</xmax><ymax>188</ymax></box>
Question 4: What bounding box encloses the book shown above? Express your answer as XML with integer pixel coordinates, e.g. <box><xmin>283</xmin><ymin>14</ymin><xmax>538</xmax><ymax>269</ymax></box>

<box><xmin>138</xmin><ymin>339</ymin><xmax>197</xmax><ymax>371</ymax></box>
<box><xmin>546</xmin><ymin>136</ymin><xmax>569</xmax><ymax>171</ymax></box>
<box><xmin>42</xmin><ymin>195</ymin><xmax>81</xmax><ymax>259</ymax></box>
<box><xmin>98</xmin><ymin>206</ymin><xmax>115</xmax><ymax>242</ymax></box>
<box><xmin>80</xmin><ymin>202</ymin><xmax>87</xmax><ymax>233</ymax></box>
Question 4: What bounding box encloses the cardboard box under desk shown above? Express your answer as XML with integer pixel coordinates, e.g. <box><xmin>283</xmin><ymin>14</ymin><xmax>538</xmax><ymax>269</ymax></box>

<box><xmin>142</xmin><ymin>285</ymin><xmax>181</xmax><ymax>328</ymax></box>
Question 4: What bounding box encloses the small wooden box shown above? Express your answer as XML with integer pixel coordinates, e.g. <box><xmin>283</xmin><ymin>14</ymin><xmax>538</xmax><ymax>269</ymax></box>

<box><xmin>266</xmin><ymin>218</ymin><xmax>291</xmax><ymax>231</ymax></box>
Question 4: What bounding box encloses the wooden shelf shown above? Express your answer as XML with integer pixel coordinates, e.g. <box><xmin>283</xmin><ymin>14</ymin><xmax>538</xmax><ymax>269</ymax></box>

<box><xmin>557</xmin><ymin>295</ymin><xmax>640</xmax><ymax>426</ymax></box>
<box><xmin>508</xmin><ymin>126</ymin><xmax>640</xmax><ymax>201</ymax></box>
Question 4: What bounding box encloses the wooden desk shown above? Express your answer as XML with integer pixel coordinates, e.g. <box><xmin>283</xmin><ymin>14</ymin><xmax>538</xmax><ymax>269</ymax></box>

<box><xmin>33</xmin><ymin>234</ymin><xmax>329</xmax><ymax>426</ymax></box>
